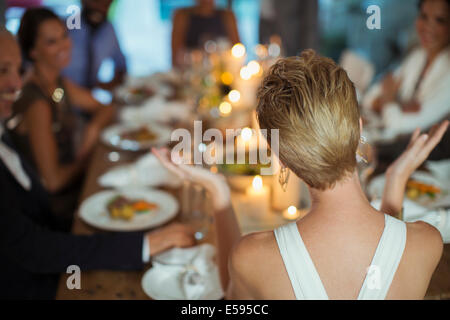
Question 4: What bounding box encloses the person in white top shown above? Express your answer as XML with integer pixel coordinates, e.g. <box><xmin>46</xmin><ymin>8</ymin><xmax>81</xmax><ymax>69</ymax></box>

<box><xmin>363</xmin><ymin>0</ymin><xmax>450</xmax><ymax>137</ymax></box>
<box><xmin>154</xmin><ymin>50</ymin><xmax>448</xmax><ymax>300</ymax></box>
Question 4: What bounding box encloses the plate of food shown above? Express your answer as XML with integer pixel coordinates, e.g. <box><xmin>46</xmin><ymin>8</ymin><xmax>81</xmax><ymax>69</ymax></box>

<box><xmin>116</xmin><ymin>86</ymin><xmax>155</xmax><ymax>105</ymax></box>
<box><xmin>79</xmin><ymin>188</ymin><xmax>179</xmax><ymax>231</ymax></box>
<box><xmin>101</xmin><ymin>123</ymin><xmax>172</xmax><ymax>151</ymax></box>
<box><xmin>367</xmin><ymin>171</ymin><xmax>448</xmax><ymax>209</ymax></box>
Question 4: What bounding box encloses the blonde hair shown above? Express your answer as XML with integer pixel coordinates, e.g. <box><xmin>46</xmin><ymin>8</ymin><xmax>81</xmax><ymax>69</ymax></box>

<box><xmin>256</xmin><ymin>49</ymin><xmax>360</xmax><ymax>190</ymax></box>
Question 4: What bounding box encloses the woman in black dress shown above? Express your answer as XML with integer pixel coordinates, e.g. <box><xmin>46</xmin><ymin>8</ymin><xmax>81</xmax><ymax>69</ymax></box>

<box><xmin>7</xmin><ymin>8</ymin><xmax>115</xmax><ymax>225</ymax></box>
<box><xmin>172</xmin><ymin>0</ymin><xmax>240</xmax><ymax>68</ymax></box>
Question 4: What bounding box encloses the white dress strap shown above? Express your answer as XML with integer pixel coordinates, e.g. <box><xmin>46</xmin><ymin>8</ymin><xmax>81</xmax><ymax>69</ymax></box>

<box><xmin>274</xmin><ymin>222</ymin><xmax>329</xmax><ymax>300</ymax></box>
<box><xmin>357</xmin><ymin>214</ymin><xmax>407</xmax><ymax>300</ymax></box>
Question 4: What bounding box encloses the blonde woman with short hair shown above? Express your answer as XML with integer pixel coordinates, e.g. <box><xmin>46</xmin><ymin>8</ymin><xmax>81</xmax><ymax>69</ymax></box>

<box><xmin>154</xmin><ymin>50</ymin><xmax>448</xmax><ymax>300</ymax></box>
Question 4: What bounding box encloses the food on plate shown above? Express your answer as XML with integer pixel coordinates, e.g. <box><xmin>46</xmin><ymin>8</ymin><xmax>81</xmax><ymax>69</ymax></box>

<box><xmin>128</xmin><ymin>86</ymin><xmax>154</xmax><ymax>97</ymax></box>
<box><xmin>107</xmin><ymin>195</ymin><xmax>158</xmax><ymax>220</ymax></box>
<box><xmin>120</xmin><ymin>127</ymin><xmax>157</xmax><ymax>143</ymax></box>
<box><xmin>406</xmin><ymin>179</ymin><xmax>441</xmax><ymax>200</ymax></box>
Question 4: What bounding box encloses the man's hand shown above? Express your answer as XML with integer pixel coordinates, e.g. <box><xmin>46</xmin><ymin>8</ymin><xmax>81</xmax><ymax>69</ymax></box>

<box><xmin>381</xmin><ymin>120</ymin><xmax>449</xmax><ymax>216</ymax></box>
<box><xmin>146</xmin><ymin>223</ymin><xmax>196</xmax><ymax>257</ymax></box>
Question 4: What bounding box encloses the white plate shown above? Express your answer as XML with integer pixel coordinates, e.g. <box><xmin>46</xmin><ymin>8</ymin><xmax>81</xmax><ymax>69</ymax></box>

<box><xmin>141</xmin><ymin>245</ymin><xmax>224</xmax><ymax>300</ymax></box>
<box><xmin>101</xmin><ymin>123</ymin><xmax>172</xmax><ymax>151</ymax></box>
<box><xmin>367</xmin><ymin>171</ymin><xmax>448</xmax><ymax>209</ymax></box>
<box><xmin>79</xmin><ymin>188</ymin><xmax>178</xmax><ymax>231</ymax></box>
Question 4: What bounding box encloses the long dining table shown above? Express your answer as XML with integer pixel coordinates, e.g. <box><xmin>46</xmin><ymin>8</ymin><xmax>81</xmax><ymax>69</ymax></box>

<box><xmin>55</xmin><ymin>142</ymin><xmax>450</xmax><ymax>300</ymax></box>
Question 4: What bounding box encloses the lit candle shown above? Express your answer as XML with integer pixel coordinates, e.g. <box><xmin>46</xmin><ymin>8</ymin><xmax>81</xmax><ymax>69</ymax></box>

<box><xmin>234</xmin><ymin>70</ymin><xmax>261</xmax><ymax>108</ymax></box>
<box><xmin>240</xmin><ymin>127</ymin><xmax>253</xmax><ymax>142</ymax></box>
<box><xmin>228</xmin><ymin>89</ymin><xmax>241</xmax><ymax>103</ymax></box>
<box><xmin>226</xmin><ymin>43</ymin><xmax>246</xmax><ymax>76</ymax></box>
<box><xmin>240</xmin><ymin>66</ymin><xmax>252</xmax><ymax>80</ymax></box>
<box><xmin>235</xmin><ymin>127</ymin><xmax>258</xmax><ymax>155</ymax></box>
<box><xmin>282</xmin><ymin>206</ymin><xmax>301</xmax><ymax>221</ymax></box>
<box><xmin>245</xmin><ymin>175</ymin><xmax>270</xmax><ymax>220</ymax></box>
<box><xmin>231</xmin><ymin>43</ymin><xmax>246</xmax><ymax>58</ymax></box>
<box><xmin>247</xmin><ymin>60</ymin><xmax>261</xmax><ymax>76</ymax></box>
<box><xmin>219</xmin><ymin>101</ymin><xmax>232</xmax><ymax>116</ymax></box>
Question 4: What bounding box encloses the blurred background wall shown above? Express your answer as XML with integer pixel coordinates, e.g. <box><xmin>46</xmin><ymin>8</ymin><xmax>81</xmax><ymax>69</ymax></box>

<box><xmin>2</xmin><ymin>0</ymin><xmax>420</xmax><ymax>81</ymax></box>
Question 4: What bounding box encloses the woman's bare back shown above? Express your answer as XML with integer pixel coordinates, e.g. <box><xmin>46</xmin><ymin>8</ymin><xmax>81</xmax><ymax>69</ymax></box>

<box><xmin>228</xmin><ymin>210</ymin><xmax>443</xmax><ymax>300</ymax></box>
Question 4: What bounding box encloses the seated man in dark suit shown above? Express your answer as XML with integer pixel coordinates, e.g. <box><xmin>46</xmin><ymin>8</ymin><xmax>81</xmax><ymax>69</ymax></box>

<box><xmin>0</xmin><ymin>29</ymin><xmax>196</xmax><ymax>299</ymax></box>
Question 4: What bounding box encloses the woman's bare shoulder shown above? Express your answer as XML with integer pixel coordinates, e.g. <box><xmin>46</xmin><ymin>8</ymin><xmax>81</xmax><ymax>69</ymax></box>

<box><xmin>404</xmin><ymin>221</ymin><xmax>443</xmax><ymax>269</ymax></box>
<box><xmin>230</xmin><ymin>231</ymin><xmax>278</xmax><ymax>277</ymax></box>
<box><xmin>227</xmin><ymin>231</ymin><xmax>280</xmax><ymax>299</ymax></box>
<box><xmin>234</xmin><ymin>231</ymin><xmax>277</xmax><ymax>257</ymax></box>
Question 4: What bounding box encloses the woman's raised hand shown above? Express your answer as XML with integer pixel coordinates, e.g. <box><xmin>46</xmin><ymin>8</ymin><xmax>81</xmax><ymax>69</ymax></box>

<box><xmin>152</xmin><ymin>147</ymin><xmax>231</xmax><ymax>211</ymax></box>
<box><xmin>381</xmin><ymin>120</ymin><xmax>449</xmax><ymax>216</ymax></box>
<box><xmin>387</xmin><ymin>120</ymin><xmax>449</xmax><ymax>182</ymax></box>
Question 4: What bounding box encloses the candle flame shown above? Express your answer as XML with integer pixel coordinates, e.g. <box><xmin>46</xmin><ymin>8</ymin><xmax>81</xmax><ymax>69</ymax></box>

<box><xmin>287</xmin><ymin>206</ymin><xmax>297</xmax><ymax>215</ymax></box>
<box><xmin>240</xmin><ymin>66</ymin><xmax>252</xmax><ymax>80</ymax></box>
<box><xmin>219</xmin><ymin>101</ymin><xmax>232</xmax><ymax>115</ymax></box>
<box><xmin>228</xmin><ymin>89</ymin><xmax>241</xmax><ymax>103</ymax></box>
<box><xmin>247</xmin><ymin>60</ymin><xmax>261</xmax><ymax>75</ymax></box>
<box><xmin>231</xmin><ymin>43</ymin><xmax>246</xmax><ymax>58</ymax></box>
<box><xmin>252</xmin><ymin>175</ymin><xmax>263</xmax><ymax>191</ymax></box>
<box><xmin>241</xmin><ymin>127</ymin><xmax>253</xmax><ymax>142</ymax></box>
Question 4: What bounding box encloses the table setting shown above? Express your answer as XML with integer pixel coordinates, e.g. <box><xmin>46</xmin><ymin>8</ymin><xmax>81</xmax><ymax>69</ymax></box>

<box><xmin>56</xmin><ymin>39</ymin><xmax>450</xmax><ymax>300</ymax></box>
<box><xmin>141</xmin><ymin>244</ymin><xmax>223</xmax><ymax>300</ymax></box>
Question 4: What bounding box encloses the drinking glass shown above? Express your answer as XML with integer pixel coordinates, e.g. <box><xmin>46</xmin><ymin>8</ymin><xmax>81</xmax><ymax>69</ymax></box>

<box><xmin>180</xmin><ymin>180</ymin><xmax>213</xmax><ymax>241</ymax></box>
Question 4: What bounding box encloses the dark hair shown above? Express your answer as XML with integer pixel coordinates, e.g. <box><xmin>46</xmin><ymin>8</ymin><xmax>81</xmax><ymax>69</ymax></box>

<box><xmin>418</xmin><ymin>0</ymin><xmax>450</xmax><ymax>9</ymax></box>
<box><xmin>17</xmin><ymin>7</ymin><xmax>61</xmax><ymax>61</ymax></box>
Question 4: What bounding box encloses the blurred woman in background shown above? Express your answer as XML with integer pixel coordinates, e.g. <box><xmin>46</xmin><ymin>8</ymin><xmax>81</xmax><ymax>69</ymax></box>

<box><xmin>171</xmin><ymin>0</ymin><xmax>240</xmax><ymax>68</ymax></box>
<box><xmin>363</xmin><ymin>0</ymin><xmax>450</xmax><ymax>138</ymax></box>
<box><xmin>7</xmin><ymin>8</ymin><xmax>114</xmax><ymax>225</ymax></box>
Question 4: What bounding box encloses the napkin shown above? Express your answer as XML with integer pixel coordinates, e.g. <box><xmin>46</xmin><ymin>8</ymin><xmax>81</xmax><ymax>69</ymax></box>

<box><xmin>120</xmin><ymin>96</ymin><xmax>192</xmax><ymax>124</ymax></box>
<box><xmin>371</xmin><ymin>198</ymin><xmax>450</xmax><ymax>243</ymax></box>
<box><xmin>98</xmin><ymin>153</ymin><xmax>182</xmax><ymax>188</ymax></box>
<box><xmin>152</xmin><ymin>244</ymin><xmax>223</xmax><ymax>300</ymax></box>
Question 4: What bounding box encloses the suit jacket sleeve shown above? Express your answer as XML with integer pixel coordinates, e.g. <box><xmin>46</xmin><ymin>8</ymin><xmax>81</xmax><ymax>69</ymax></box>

<box><xmin>0</xmin><ymin>184</ymin><xmax>145</xmax><ymax>274</ymax></box>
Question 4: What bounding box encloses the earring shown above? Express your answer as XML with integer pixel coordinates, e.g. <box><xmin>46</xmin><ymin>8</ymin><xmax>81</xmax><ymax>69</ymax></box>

<box><xmin>356</xmin><ymin>136</ymin><xmax>368</xmax><ymax>164</ymax></box>
<box><xmin>278</xmin><ymin>166</ymin><xmax>290</xmax><ymax>192</ymax></box>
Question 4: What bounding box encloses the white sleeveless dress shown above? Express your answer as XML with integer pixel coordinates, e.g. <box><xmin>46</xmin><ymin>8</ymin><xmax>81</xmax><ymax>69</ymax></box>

<box><xmin>274</xmin><ymin>214</ymin><xmax>407</xmax><ymax>300</ymax></box>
